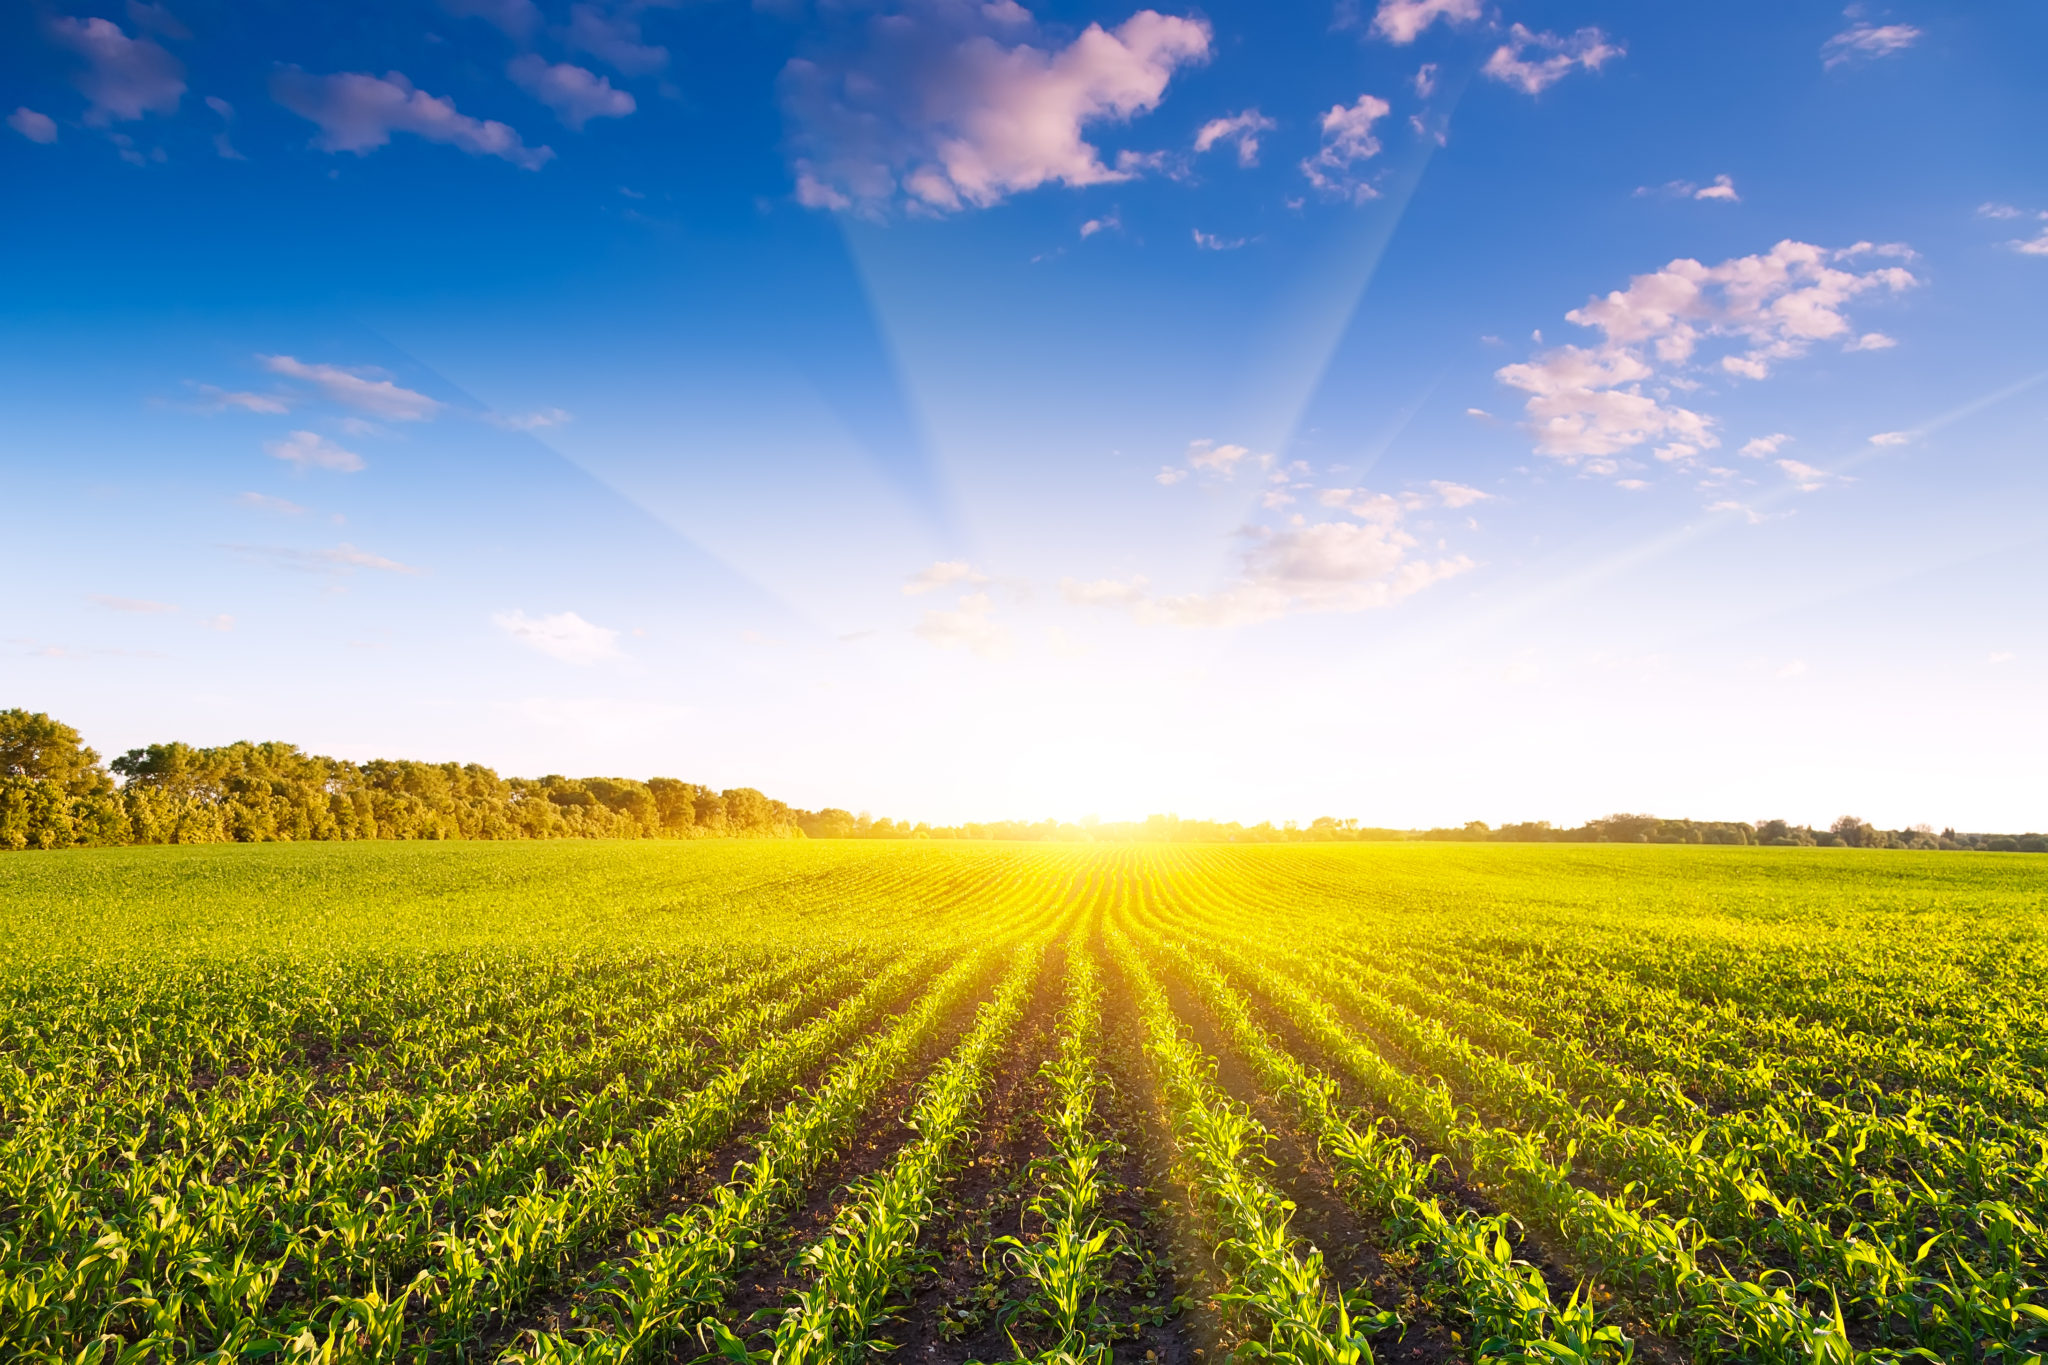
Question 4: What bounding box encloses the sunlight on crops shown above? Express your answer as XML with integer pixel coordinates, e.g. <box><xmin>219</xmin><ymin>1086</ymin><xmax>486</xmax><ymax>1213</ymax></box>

<box><xmin>2</xmin><ymin>841</ymin><xmax>2044</xmax><ymax>1363</ymax></box>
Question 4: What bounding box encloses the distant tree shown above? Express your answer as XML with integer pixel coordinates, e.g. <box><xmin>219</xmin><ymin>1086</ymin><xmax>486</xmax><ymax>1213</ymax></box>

<box><xmin>1</xmin><ymin>710</ymin><xmax>112</xmax><ymax>795</ymax></box>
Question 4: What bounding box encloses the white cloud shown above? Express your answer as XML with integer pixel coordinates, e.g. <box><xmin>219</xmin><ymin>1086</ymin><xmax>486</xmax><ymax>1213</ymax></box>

<box><xmin>1301</xmin><ymin>94</ymin><xmax>1390</xmax><ymax>201</ymax></box>
<box><xmin>1080</xmin><ymin>212</ymin><xmax>1120</xmax><ymax>237</ymax></box>
<box><xmin>236</xmin><ymin>491</ymin><xmax>307</xmax><ymax>515</ymax></box>
<box><xmin>1186</xmin><ymin>439</ymin><xmax>1251</xmax><ymax>475</ymax></box>
<box><xmin>260</xmin><ymin>354</ymin><xmax>441</xmax><ymax>420</ymax></box>
<box><xmin>1708</xmin><ymin>499</ymin><xmax>1765</xmax><ymax>524</ymax></box>
<box><xmin>565</xmin><ymin>2</ymin><xmax>669</xmax><ymax>76</ymax></box>
<box><xmin>1776</xmin><ymin>458</ymin><xmax>1836</xmax><ymax>491</ymax></box>
<box><xmin>1193</xmin><ymin>108</ymin><xmax>1276</xmax><ymax>167</ymax></box>
<box><xmin>442</xmin><ymin>0</ymin><xmax>542</xmax><ymax>39</ymax></box>
<box><xmin>1369</xmin><ymin>0</ymin><xmax>1481</xmax><ymax>44</ymax></box>
<box><xmin>487</xmin><ymin>406</ymin><xmax>574</xmax><ymax>430</ymax></box>
<box><xmin>8</xmin><ymin>107</ymin><xmax>58</xmax><ymax>143</ymax></box>
<box><xmin>265</xmin><ymin>430</ymin><xmax>365</xmax><ymax>473</ymax></box>
<box><xmin>1868</xmin><ymin>430</ymin><xmax>1912</xmax><ymax>445</ymax></box>
<box><xmin>508</xmin><ymin>56</ymin><xmax>635</xmax><ymax>130</ymax></box>
<box><xmin>1413</xmin><ymin>63</ymin><xmax>1437</xmax><ymax>98</ymax></box>
<box><xmin>903</xmin><ymin>559</ymin><xmax>990</xmax><ymax>595</ymax></box>
<box><xmin>272</xmin><ymin>69</ymin><xmax>553</xmax><ymax>170</ymax></box>
<box><xmin>2012</xmin><ymin>227</ymin><xmax>2048</xmax><ymax>257</ymax></box>
<box><xmin>1192</xmin><ymin>228</ymin><xmax>1247</xmax><ymax>251</ymax></box>
<box><xmin>492</xmin><ymin>608</ymin><xmax>623</xmax><ymax>664</ymax></box>
<box><xmin>1693</xmin><ymin>174</ymin><xmax>1739</xmax><ymax>202</ymax></box>
<box><xmin>1740</xmin><ymin>433</ymin><xmax>1790</xmax><ymax>458</ymax></box>
<box><xmin>1844</xmin><ymin>331</ymin><xmax>1896</xmax><ymax>350</ymax></box>
<box><xmin>1977</xmin><ymin>202</ymin><xmax>2022</xmax><ymax>221</ymax></box>
<box><xmin>90</xmin><ymin>594</ymin><xmax>177</xmax><ymax>614</ymax></box>
<box><xmin>47</xmin><ymin>16</ymin><xmax>184</xmax><ymax>125</ymax></box>
<box><xmin>782</xmin><ymin>5</ymin><xmax>1210</xmax><ymax>214</ymax></box>
<box><xmin>1497</xmin><ymin>240</ymin><xmax>1916</xmax><ymax>471</ymax></box>
<box><xmin>1154</xmin><ymin>466</ymin><xmax>1187</xmax><ymax>485</ymax></box>
<box><xmin>915</xmin><ymin>590</ymin><xmax>1008</xmax><ymax>656</ymax></box>
<box><xmin>1072</xmin><ymin>490</ymin><xmax>1470</xmax><ymax>628</ymax></box>
<box><xmin>202</xmin><ymin>614</ymin><xmax>234</xmax><ymax>632</ymax></box>
<box><xmin>1481</xmin><ymin>25</ymin><xmax>1623</xmax><ymax>95</ymax></box>
<box><xmin>194</xmin><ymin>384</ymin><xmax>291</xmax><ymax>414</ymax></box>
<box><xmin>1061</xmin><ymin>576</ymin><xmax>1149</xmax><ymax>606</ymax></box>
<box><xmin>1822</xmin><ymin>19</ymin><xmax>1922</xmax><ymax>69</ymax></box>
<box><xmin>1429</xmin><ymin>480</ymin><xmax>1491</xmax><ymax>508</ymax></box>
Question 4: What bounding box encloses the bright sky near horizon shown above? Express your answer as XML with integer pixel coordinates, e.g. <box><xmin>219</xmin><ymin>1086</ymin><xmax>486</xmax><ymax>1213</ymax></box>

<box><xmin>3</xmin><ymin>0</ymin><xmax>2044</xmax><ymax>831</ymax></box>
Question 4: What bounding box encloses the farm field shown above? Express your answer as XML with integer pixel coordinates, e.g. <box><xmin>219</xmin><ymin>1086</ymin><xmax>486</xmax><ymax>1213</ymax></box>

<box><xmin>3</xmin><ymin>841</ymin><xmax>2047</xmax><ymax>1364</ymax></box>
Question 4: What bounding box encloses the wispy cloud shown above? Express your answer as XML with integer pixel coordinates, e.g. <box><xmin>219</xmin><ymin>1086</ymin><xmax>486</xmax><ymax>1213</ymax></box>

<box><xmin>1638</xmin><ymin>174</ymin><xmax>1739</xmax><ymax>203</ymax></box>
<box><xmin>193</xmin><ymin>383</ymin><xmax>291</xmax><ymax>414</ymax></box>
<box><xmin>265</xmin><ymin>430</ymin><xmax>365</xmax><ymax>473</ymax></box>
<box><xmin>225</xmin><ymin>542</ymin><xmax>418</xmax><ymax>574</ymax></box>
<box><xmin>1822</xmin><ymin>17</ymin><xmax>1922</xmax><ymax>69</ymax></box>
<box><xmin>1193</xmin><ymin>108</ymin><xmax>1276</xmax><ymax>167</ymax></box>
<box><xmin>236</xmin><ymin>491</ymin><xmax>307</xmax><ymax>515</ymax></box>
<box><xmin>89</xmin><ymin>594</ymin><xmax>176</xmax><ymax>613</ymax></box>
<box><xmin>492</xmin><ymin>608</ymin><xmax>623</xmax><ymax>663</ymax></box>
<box><xmin>564</xmin><ymin>2</ymin><xmax>669</xmax><ymax>76</ymax></box>
<box><xmin>913</xmin><ymin>590</ymin><xmax>1008</xmax><ymax>657</ymax></box>
<box><xmin>904</xmin><ymin>559</ymin><xmax>990</xmax><ymax>596</ymax></box>
<box><xmin>1482</xmin><ymin>25</ymin><xmax>1623</xmax><ymax>95</ymax></box>
<box><xmin>487</xmin><ymin>406</ymin><xmax>574</xmax><ymax>430</ymax></box>
<box><xmin>260</xmin><ymin>355</ymin><xmax>440</xmax><ymax>420</ymax></box>
<box><xmin>1192</xmin><ymin>228</ymin><xmax>1247</xmax><ymax>251</ymax></box>
<box><xmin>272</xmin><ymin>69</ymin><xmax>553</xmax><ymax>169</ymax></box>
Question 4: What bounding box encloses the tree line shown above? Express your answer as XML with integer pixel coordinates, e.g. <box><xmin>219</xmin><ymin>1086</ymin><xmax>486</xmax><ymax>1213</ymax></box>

<box><xmin>4</xmin><ymin>709</ymin><xmax>2040</xmax><ymax>853</ymax></box>
<box><xmin>0</xmin><ymin>710</ymin><xmax>801</xmax><ymax>850</ymax></box>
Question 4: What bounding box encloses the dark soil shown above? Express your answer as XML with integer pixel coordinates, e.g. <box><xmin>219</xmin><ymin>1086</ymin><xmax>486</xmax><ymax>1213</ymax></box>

<box><xmin>1146</xmin><ymin>957</ymin><xmax>1461</xmax><ymax>1365</ymax></box>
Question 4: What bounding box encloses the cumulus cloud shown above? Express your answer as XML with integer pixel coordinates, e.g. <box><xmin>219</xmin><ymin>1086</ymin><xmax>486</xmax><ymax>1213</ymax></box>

<box><xmin>565</xmin><ymin>2</ymin><xmax>669</xmax><ymax>76</ymax></box>
<box><xmin>47</xmin><ymin>16</ymin><xmax>184</xmax><ymax>125</ymax></box>
<box><xmin>1193</xmin><ymin>108</ymin><xmax>1276</xmax><ymax>167</ymax></box>
<box><xmin>508</xmin><ymin>55</ymin><xmax>635</xmax><ymax>129</ymax></box>
<box><xmin>1822</xmin><ymin>18</ymin><xmax>1922</xmax><ymax>69</ymax></box>
<box><xmin>1079</xmin><ymin>212</ymin><xmax>1120</xmax><ymax>237</ymax></box>
<box><xmin>1368</xmin><ymin>0</ymin><xmax>1481</xmax><ymax>44</ymax></box>
<box><xmin>1192</xmin><ymin>228</ymin><xmax>1247</xmax><ymax>251</ymax></box>
<box><xmin>2012</xmin><ymin>225</ymin><xmax>2048</xmax><ymax>257</ymax></box>
<box><xmin>914</xmin><ymin>590</ymin><xmax>1008</xmax><ymax>656</ymax></box>
<box><xmin>1060</xmin><ymin>576</ymin><xmax>1150</xmax><ymax>606</ymax></box>
<box><xmin>260</xmin><ymin>355</ymin><xmax>441</xmax><ymax>420</ymax></box>
<box><xmin>903</xmin><ymin>559</ymin><xmax>990</xmax><ymax>595</ymax></box>
<box><xmin>272</xmin><ymin>68</ymin><xmax>553</xmax><ymax>169</ymax></box>
<box><xmin>781</xmin><ymin>3</ymin><xmax>1210</xmax><ymax>215</ymax></box>
<box><xmin>1301</xmin><ymin>94</ymin><xmax>1390</xmax><ymax>200</ymax></box>
<box><xmin>492</xmin><ymin>608</ymin><xmax>624</xmax><ymax>664</ymax></box>
<box><xmin>265</xmin><ymin>430</ymin><xmax>365</xmax><ymax>473</ymax></box>
<box><xmin>1740</xmin><ymin>433</ymin><xmax>1791</xmax><ymax>458</ymax></box>
<box><xmin>9</xmin><ymin>108</ymin><xmax>58</xmax><ymax>143</ymax></box>
<box><xmin>1481</xmin><ymin>25</ymin><xmax>1623</xmax><ymax>95</ymax></box>
<box><xmin>1413</xmin><ymin>63</ymin><xmax>1437</xmax><ymax>98</ymax></box>
<box><xmin>1693</xmin><ymin>174</ymin><xmax>1739</xmax><ymax>202</ymax></box>
<box><xmin>1496</xmin><ymin>240</ymin><xmax>1916</xmax><ymax>471</ymax></box>
<box><xmin>1186</xmin><ymin>439</ymin><xmax>1252</xmax><ymax>475</ymax></box>
<box><xmin>1868</xmin><ymin>430</ymin><xmax>1912</xmax><ymax>446</ymax></box>
<box><xmin>1978</xmin><ymin>202</ymin><xmax>2023</xmax><ymax>221</ymax></box>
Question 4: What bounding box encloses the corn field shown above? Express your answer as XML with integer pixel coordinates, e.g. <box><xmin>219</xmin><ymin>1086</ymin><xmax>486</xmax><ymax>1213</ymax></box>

<box><xmin>3</xmin><ymin>839</ymin><xmax>2046</xmax><ymax>1364</ymax></box>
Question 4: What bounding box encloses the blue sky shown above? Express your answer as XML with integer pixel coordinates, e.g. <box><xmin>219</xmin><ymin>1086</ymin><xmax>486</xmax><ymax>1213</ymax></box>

<box><xmin>4</xmin><ymin>0</ymin><xmax>2044</xmax><ymax>829</ymax></box>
